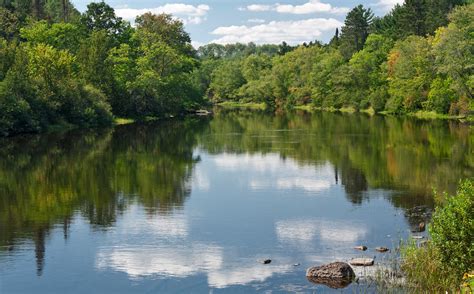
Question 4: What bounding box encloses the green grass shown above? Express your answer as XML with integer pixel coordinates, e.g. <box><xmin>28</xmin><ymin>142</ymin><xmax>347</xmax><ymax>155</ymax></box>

<box><xmin>217</xmin><ymin>101</ymin><xmax>267</xmax><ymax>110</ymax></box>
<box><xmin>401</xmin><ymin>240</ymin><xmax>461</xmax><ymax>292</ymax></box>
<box><xmin>408</xmin><ymin>110</ymin><xmax>466</xmax><ymax>120</ymax></box>
<box><xmin>360</xmin><ymin>107</ymin><xmax>376</xmax><ymax>116</ymax></box>
<box><xmin>114</xmin><ymin>118</ymin><xmax>135</xmax><ymax>125</ymax></box>
<box><xmin>293</xmin><ymin>104</ymin><xmax>315</xmax><ymax>111</ymax></box>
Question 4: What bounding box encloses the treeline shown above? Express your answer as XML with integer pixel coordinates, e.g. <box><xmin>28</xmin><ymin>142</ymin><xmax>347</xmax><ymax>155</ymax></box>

<box><xmin>200</xmin><ymin>1</ymin><xmax>473</xmax><ymax>115</ymax></box>
<box><xmin>0</xmin><ymin>1</ymin><xmax>205</xmax><ymax>136</ymax></box>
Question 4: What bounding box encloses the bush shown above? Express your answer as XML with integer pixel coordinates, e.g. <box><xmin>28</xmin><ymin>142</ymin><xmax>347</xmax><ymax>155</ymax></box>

<box><xmin>402</xmin><ymin>180</ymin><xmax>474</xmax><ymax>291</ymax></box>
<box><xmin>430</xmin><ymin>180</ymin><xmax>474</xmax><ymax>277</ymax></box>
<box><xmin>401</xmin><ymin>241</ymin><xmax>460</xmax><ymax>291</ymax></box>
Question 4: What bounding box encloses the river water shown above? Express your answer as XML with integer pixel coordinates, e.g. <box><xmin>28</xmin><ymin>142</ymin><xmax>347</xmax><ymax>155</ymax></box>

<box><xmin>0</xmin><ymin>110</ymin><xmax>472</xmax><ymax>293</ymax></box>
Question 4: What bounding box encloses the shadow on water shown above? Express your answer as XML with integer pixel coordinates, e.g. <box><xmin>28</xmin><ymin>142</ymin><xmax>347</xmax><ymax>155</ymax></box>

<box><xmin>0</xmin><ymin>110</ymin><xmax>472</xmax><ymax>279</ymax></box>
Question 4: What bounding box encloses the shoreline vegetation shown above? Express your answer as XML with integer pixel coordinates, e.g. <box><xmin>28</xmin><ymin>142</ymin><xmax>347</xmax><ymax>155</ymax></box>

<box><xmin>399</xmin><ymin>180</ymin><xmax>474</xmax><ymax>292</ymax></box>
<box><xmin>1</xmin><ymin>1</ymin><xmax>473</xmax><ymax>137</ymax></box>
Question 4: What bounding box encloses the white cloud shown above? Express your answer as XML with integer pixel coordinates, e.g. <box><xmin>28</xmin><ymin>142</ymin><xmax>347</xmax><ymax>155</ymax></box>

<box><xmin>246</xmin><ymin>4</ymin><xmax>272</xmax><ymax>12</ymax></box>
<box><xmin>115</xmin><ymin>3</ymin><xmax>210</xmax><ymax>25</ymax></box>
<box><xmin>248</xmin><ymin>18</ymin><xmax>266</xmax><ymax>24</ymax></box>
<box><xmin>211</xmin><ymin>18</ymin><xmax>342</xmax><ymax>45</ymax></box>
<box><xmin>242</xmin><ymin>1</ymin><xmax>349</xmax><ymax>15</ymax></box>
<box><xmin>373</xmin><ymin>0</ymin><xmax>404</xmax><ymax>12</ymax></box>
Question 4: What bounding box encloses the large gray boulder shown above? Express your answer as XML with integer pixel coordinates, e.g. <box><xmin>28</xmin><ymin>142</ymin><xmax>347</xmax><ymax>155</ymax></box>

<box><xmin>306</xmin><ymin>262</ymin><xmax>355</xmax><ymax>289</ymax></box>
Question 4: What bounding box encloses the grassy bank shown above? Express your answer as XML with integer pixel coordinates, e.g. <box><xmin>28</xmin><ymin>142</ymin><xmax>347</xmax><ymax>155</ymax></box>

<box><xmin>293</xmin><ymin>104</ymin><xmax>471</xmax><ymax>121</ymax></box>
<box><xmin>114</xmin><ymin>118</ymin><xmax>136</xmax><ymax>125</ymax></box>
<box><xmin>217</xmin><ymin>101</ymin><xmax>267</xmax><ymax>110</ymax></box>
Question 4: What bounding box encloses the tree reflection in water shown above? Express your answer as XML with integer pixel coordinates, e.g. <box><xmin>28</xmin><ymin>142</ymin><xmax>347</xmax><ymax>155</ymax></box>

<box><xmin>0</xmin><ymin>110</ymin><xmax>472</xmax><ymax>276</ymax></box>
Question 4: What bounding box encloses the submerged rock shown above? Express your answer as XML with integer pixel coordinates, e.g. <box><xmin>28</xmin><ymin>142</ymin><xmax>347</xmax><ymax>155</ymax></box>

<box><xmin>350</xmin><ymin>258</ymin><xmax>375</xmax><ymax>266</ymax></box>
<box><xmin>354</xmin><ymin>245</ymin><xmax>368</xmax><ymax>251</ymax></box>
<box><xmin>418</xmin><ymin>222</ymin><xmax>426</xmax><ymax>232</ymax></box>
<box><xmin>375</xmin><ymin>247</ymin><xmax>389</xmax><ymax>253</ymax></box>
<box><xmin>306</xmin><ymin>262</ymin><xmax>355</xmax><ymax>289</ymax></box>
<box><xmin>259</xmin><ymin>259</ymin><xmax>272</xmax><ymax>264</ymax></box>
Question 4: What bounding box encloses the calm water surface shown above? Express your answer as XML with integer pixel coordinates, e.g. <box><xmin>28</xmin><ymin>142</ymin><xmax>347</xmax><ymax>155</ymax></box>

<box><xmin>0</xmin><ymin>110</ymin><xmax>472</xmax><ymax>293</ymax></box>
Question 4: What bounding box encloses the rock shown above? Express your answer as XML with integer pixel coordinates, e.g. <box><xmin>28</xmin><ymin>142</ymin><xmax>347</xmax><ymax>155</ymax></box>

<box><xmin>307</xmin><ymin>276</ymin><xmax>353</xmax><ymax>289</ymax></box>
<box><xmin>196</xmin><ymin>109</ymin><xmax>212</xmax><ymax>116</ymax></box>
<box><xmin>260</xmin><ymin>259</ymin><xmax>271</xmax><ymax>264</ymax></box>
<box><xmin>293</xmin><ymin>263</ymin><xmax>300</xmax><ymax>267</ymax></box>
<box><xmin>419</xmin><ymin>222</ymin><xmax>426</xmax><ymax>232</ymax></box>
<box><xmin>354</xmin><ymin>246</ymin><xmax>367</xmax><ymax>251</ymax></box>
<box><xmin>412</xmin><ymin>235</ymin><xmax>424</xmax><ymax>239</ymax></box>
<box><xmin>350</xmin><ymin>258</ymin><xmax>374</xmax><ymax>266</ymax></box>
<box><xmin>306</xmin><ymin>262</ymin><xmax>355</xmax><ymax>289</ymax></box>
<box><xmin>375</xmin><ymin>247</ymin><xmax>389</xmax><ymax>253</ymax></box>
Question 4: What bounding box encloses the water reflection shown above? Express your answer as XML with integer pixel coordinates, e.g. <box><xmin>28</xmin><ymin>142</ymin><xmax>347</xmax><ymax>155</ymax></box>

<box><xmin>0</xmin><ymin>111</ymin><xmax>472</xmax><ymax>291</ymax></box>
<box><xmin>211</xmin><ymin>153</ymin><xmax>333</xmax><ymax>193</ymax></box>
<box><xmin>276</xmin><ymin>219</ymin><xmax>368</xmax><ymax>246</ymax></box>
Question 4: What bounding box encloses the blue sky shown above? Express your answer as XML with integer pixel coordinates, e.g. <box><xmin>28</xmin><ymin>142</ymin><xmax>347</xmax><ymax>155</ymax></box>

<box><xmin>71</xmin><ymin>0</ymin><xmax>403</xmax><ymax>47</ymax></box>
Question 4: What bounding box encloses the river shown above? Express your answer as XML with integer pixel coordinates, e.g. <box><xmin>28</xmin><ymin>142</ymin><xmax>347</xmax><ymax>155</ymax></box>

<box><xmin>0</xmin><ymin>110</ymin><xmax>472</xmax><ymax>293</ymax></box>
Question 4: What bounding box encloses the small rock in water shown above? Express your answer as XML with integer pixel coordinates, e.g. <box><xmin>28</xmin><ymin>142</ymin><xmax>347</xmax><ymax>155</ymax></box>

<box><xmin>412</xmin><ymin>235</ymin><xmax>424</xmax><ymax>239</ymax></box>
<box><xmin>260</xmin><ymin>259</ymin><xmax>272</xmax><ymax>264</ymax></box>
<box><xmin>293</xmin><ymin>263</ymin><xmax>300</xmax><ymax>267</ymax></box>
<box><xmin>354</xmin><ymin>246</ymin><xmax>367</xmax><ymax>251</ymax></box>
<box><xmin>375</xmin><ymin>247</ymin><xmax>389</xmax><ymax>253</ymax></box>
<box><xmin>418</xmin><ymin>222</ymin><xmax>426</xmax><ymax>232</ymax></box>
<box><xmin>350</xmin><ymin>258</ymin><xmax>375</xmax><ymax>266</ymax></box>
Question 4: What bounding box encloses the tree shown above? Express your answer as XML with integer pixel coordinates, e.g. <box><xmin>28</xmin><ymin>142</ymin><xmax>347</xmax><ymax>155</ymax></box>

<box><xmin>339</xmin><ymin>5</ymin><xmax>374</xmax><ymax>59</ymax></box>
<box><xmin>386</xmin><ymin>36</ymin><xmax>435</xmax><ymax>112</ymax></box>
<box><xmin>328</xmin><ymin>28</ymin><xmax>340</xmax><ymax>48</ymax></box>
<box><xmin>20</xmin><ymin>21</ymin><xmax>83</xmax><ymax>52</ymax></box>
<box><xmin>208</xmin><ymin>59</ymin><xmax>245</xmax><ymax>101</ymax></box>
<box><xmin>432</xmin><ymin>4</ymin><xmax>473</xmax><ymax>105</ymax></box>
<box><xmin>77</xmin><ymin>30</ymin><xmax>114</xmax><ymax>95</ymax></box>
<box><xmin>135</xmin><ymin>13</ymin><xmax>193</xmax><ymax>56</ymax></box>
<box><xmin>0</xmin><ymin>7</ymin><xmax>19</xmax><ymax>40</ymax></box>
<box><xmin>81</xmin><ymin>2</ymin><xmax>132</xmax><ymax>45</ymax></box>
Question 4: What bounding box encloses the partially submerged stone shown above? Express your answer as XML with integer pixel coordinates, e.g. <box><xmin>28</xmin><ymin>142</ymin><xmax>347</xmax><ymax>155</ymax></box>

<box><xmin>418</xmin><ymin>222</ymin><xmax>426</xmax><ymax>232</ymax></box>
<box><xmin>350</xmin><ymin>258</ymin><xmax>374</xmax><ymax>266</ymax></box>
<box><xmin>375</xmin><ymin>247</ymin><xmax>389</xmax><ymax>253</ymax></box>
<box><xmin>259</xmin><ymin>259</ymin><xmax>271</xmax><ymax>264</ymax></box>
<box><xmin>306</xmin><ymin>262</ymin><xmax>355</xmax><ymax>289</ymax></box>
<box><xmin>354</xmin><ymin>245</ymin><xmax>367</xmax><ymax>251</ymax></box>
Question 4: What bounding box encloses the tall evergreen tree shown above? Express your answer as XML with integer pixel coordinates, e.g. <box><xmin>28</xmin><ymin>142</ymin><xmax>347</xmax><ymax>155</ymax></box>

<box><xmin>339</xmin><ymin>5</ymin><xmax>374</xmax><ymax>59</ymax></box>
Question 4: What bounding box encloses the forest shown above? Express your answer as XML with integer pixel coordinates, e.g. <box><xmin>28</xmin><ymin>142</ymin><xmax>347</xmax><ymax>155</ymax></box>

<box><xmin>0</xmin><ymin>0</ymin><xmax>473</xmax><ymax>136</ymax></box>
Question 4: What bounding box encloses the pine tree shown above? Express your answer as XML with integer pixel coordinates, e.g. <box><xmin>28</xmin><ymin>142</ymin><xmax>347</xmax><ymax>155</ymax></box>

<box><xmin>339</xmin><ymin>5</ymin><xmax>374</xmax><ymax>59</ymax></box>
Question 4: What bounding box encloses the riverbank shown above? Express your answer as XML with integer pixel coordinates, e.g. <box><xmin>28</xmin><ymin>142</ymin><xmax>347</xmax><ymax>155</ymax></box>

<box><xmin>293</xmin><ymin>105</ymin><xmax>473</xmax><ymax>122</ymax></box>
<box><xmin>216</xmin><ymin>101</ymin><xmax>267</xmax><ymax>110</ymax></box>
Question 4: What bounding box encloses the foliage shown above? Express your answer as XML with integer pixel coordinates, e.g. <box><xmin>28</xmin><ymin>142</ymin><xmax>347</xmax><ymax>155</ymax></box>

<box><xmin>339</xmin><ymin>5</ymin><xmax>374</xmax><ymax>60</ymax></box>
<box><xmin>202</xmin><ymin>3</ymin><xmax>472</xmax><ymax>115</ymax></box>
<box><xmin>430</xmin><ymin>180</ymin><xmax>474</xmax><ymax>277</ymax></box>
<box><xmin>0</xmin><ymin>1</ymin><xmax>473</xmax><ymax>136</ymax></box>
<box><xmin>402</xmin><ymin>179</ymin><xmax>474</xmax><ymax>291</ymax></box>
<box><xmin>0</xmin><ymin>0</ymin><xmax>204</xmax><ymax>136</ymax></box>
<box><xmin>387</xmin><ymin>36</ymin><xmax>435</xmax><ymax>113</ymax></box>
<box><xmin>401</xmin><ymin>241</ymin><xmax>460</xmax><ymax>291</ymax></box>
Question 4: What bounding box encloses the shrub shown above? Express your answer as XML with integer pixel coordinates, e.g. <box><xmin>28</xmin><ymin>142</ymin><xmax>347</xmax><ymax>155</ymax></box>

<box><xmin>401</xmin><ymin>241</ymin><xmax>460</xmax><ymax>291</ymax></box>
<box><xmin>430</xmin><ymin>180</ymin><xmax>474</xmax><ymax>277</ymax></box>
<box><xmin>401</xmin><ymin>180</ymin><xmax>474</xmax><ymax>291</ymax></box>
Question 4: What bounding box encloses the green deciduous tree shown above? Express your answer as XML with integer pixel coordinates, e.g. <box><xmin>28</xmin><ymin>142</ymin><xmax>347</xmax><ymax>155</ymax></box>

<box><xmin>386</xmin><ymin>36</ymin><xmax>435</xmax><ymax>112</ymax></box>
